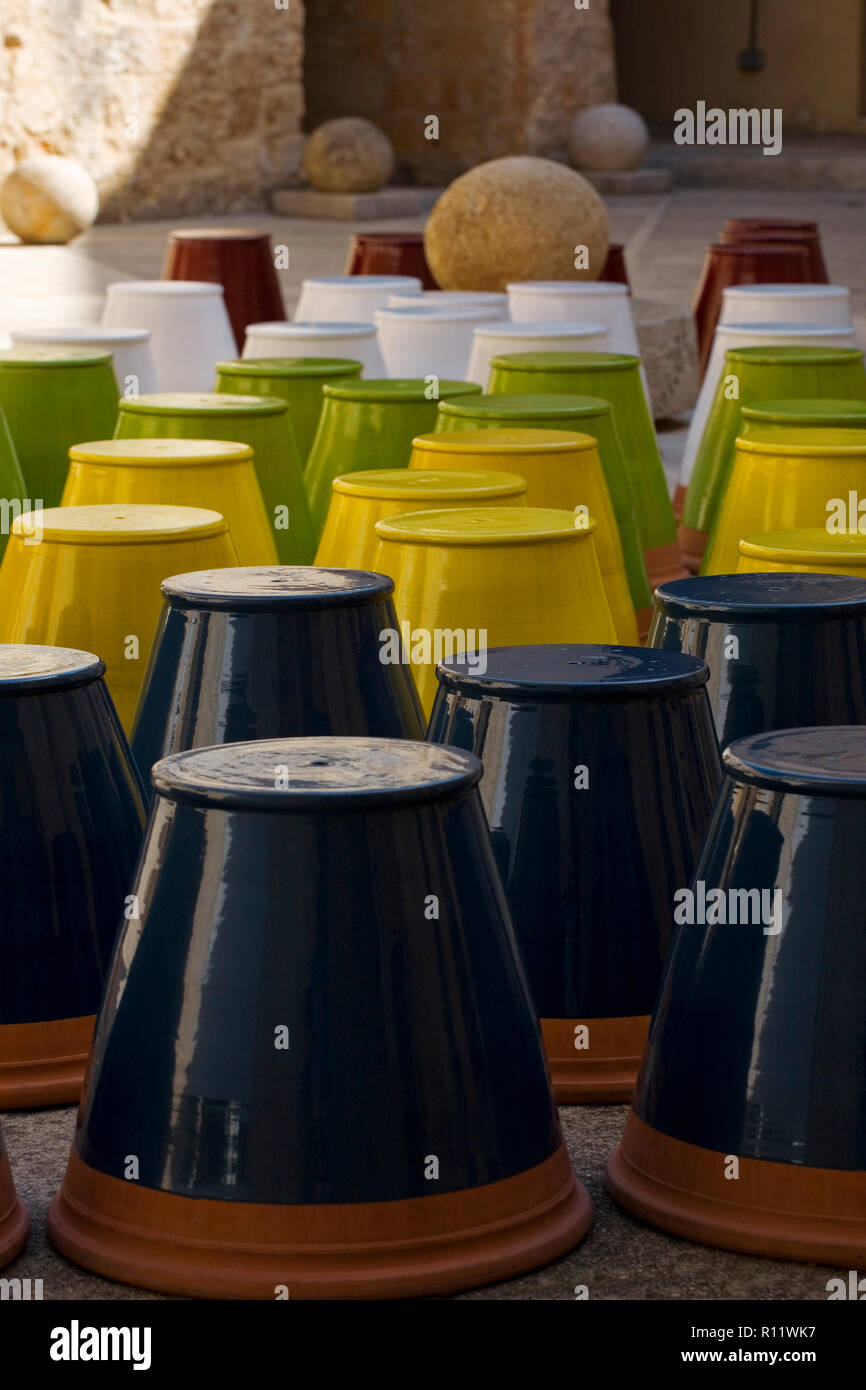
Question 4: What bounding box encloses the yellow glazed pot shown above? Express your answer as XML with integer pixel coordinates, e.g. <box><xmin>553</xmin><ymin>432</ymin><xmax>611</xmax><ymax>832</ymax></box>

<box><xmin>703</xmin><ymin>428</ymin><xmax>866</xmax><ymax>576</ymax></box>
<box><xmin>61</xmin><ymin>439</ymin><xmax>278</xmax><ymax>566</ymax></box>
<box><xmin>0</xmin><ymin>504</ymin><xmax>238</xmax><ymax>728</ymax></box>
<box><xmin>737</xmin><ymin>529</ymin><xmax>866</xmax><ymax>578</ymax></box>
<box><xmin>410</xmin><ymin>428</ymin><xmax>638</xmax><ymax>643</ymax></box>
<box><xmin>374</xmin><ymin>506</ymin><xmax>617</xmax><ymax>715</ymax></box>
<box><xmin>314</xmin><ymin>468</ymin><xmax>528</xmax><ymax>572</ymax></box>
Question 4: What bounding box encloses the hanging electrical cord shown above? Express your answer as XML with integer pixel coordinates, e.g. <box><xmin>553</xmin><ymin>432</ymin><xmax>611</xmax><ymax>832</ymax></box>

<box><xmin>739</xmin><ymin>0</ymin><xmax>766</xmax><ymax>71</ymax></box>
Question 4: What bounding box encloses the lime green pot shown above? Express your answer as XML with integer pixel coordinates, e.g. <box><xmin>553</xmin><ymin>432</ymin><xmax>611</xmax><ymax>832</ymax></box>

<box><xmin>0</xmin><ymin>348</ymin><xmax>118</xmax><ymax>507</ymax></box>
<box><xmin>214</xmin><ymin>357</ymin><xmax>362</xmax><ymax>463</ymax></box>
<box><xmin>0</xmin><ymin>407</ymin><xmax>27</xmax><ymax>562</ymax></box>
<box><xmin>486</xmin><ymin>352</ymin><xmax>680</xmax><ymax>583</ymax></box>
<box><xmin>740</xmin><ymin>397</ymin><xmax>866</xmax><ymax>436</ymax></box>
<box><xmin>682</xmin><ymin>347</ymin><xmax>866</xmax><ymax>572</ymax></box>
<box><xmin>304</xmin><ymin>378</ymin><xmax>481</xmax><ymax>542</ymax></box>
<box><xmin>434</xmin><ymin>391</ymin><xmax>652</xmax><ymax>627</ymax></box>
<box><xmin>114</xmin><ymin>392</ymin><xmax>313</xmax><ymax>564</ymax></box>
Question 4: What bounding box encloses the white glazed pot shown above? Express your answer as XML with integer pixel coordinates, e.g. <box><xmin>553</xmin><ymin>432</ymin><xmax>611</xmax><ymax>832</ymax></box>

<box><xmin>100</xmin><ymin>281</ymin><xmax>236</xmax><ymax>392</ymax></box>
<box><xmin>374</xmin><ymin>304</ymin><xmax>503</xmax><ymax>380</ymax></box>
<box><xmin>467</xmin><ymin>320</ymin><xmax>610</xmax><ymax>388</ymax></box>
<box><xmin>9</xmin><ymin>325</ymin><xmax>159</xmax><ymax>395</ymax></box>
<box><xmin>293</xmin><ymin>276</ymin><xmax>422</xmax><ymax>324</ymax></box>
<box><xmin>243</xmin><ymin>321</ymin><xmax>386</xmax><ymax>376</ymax></box>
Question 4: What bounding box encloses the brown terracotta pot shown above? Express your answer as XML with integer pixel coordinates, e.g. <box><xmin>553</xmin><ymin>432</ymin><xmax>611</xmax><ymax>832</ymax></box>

<box><xmin>0</xmin><ymin>1126</ymin><xmax>29</xmax><ymax>1269</ymax></box>
<box><xmin>599</xmin><ymin>241</ymin><xmax>630</xmax><ymax>290</ymax></box>
<box><xmin>693</xmin><ymin>241</ymin><xmax>814</xmax><ymax>378</ymax></box>
<box><xmin>719</xmin><ymin>220</ymin><xmax>828</xmax><ymax>282</ymax></box>
<box><xmin>345</xmin><ymin>231</ymin><xmax>438</xmax><ymax>289</ymax></box>
<box><xmin>162</xmin><ymin>229</ymin><xmax>286</xmax><ymax>351</ymax></box>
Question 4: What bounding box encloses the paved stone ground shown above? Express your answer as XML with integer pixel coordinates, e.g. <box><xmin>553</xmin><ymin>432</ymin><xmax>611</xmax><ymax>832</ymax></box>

<box><xmin>1</xmin><ymin>185</ymin><xmax>861</xmax><ymax>1301</ymax></box>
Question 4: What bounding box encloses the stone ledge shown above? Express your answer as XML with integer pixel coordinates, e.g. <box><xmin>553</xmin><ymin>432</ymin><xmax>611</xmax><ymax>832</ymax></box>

<box><xmin>270</xmin><ymin>186</ymin><xmax>444</xmax><ymax>220</ymax></box>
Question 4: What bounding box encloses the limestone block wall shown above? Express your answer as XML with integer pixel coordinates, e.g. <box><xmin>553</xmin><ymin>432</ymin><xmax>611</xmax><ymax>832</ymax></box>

<box><xmin>303</xmin><ymin>0</ymin><xmax>617</xmax><ymax>184</ymax></box>
<box><xmin>0</xmin><ymin>0</ymin><xmax>305</xmax><ymax>221</ymax></box>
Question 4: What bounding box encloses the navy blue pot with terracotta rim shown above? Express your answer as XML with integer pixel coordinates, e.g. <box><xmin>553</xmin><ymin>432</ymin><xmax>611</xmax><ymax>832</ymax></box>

<box><xmin>48</xmin><ymin>736</ymin><xmax>591</xmax><ymax>1299</ymax></box>
<box><xmin>130</xmin><ymin>566</ymin><xmax>424</xmax><ymax>790</ymax></box>
<box><xmin>0</xmin><ymin>645</ymin><xmax>146</xmax><ymax>1108</ymax></box>
<box><xmin>427</xmin><ymin>645</ymin><xmax>722</xmax><ymax>1103</ymax></box>
<box><xmin>0</xmin><ymin>1121</ymin><xmax>29</xmax><ymax>1267</ymax></box>
<box><xmin>649</xmin><ymin>573</ymin><xmax>866</xmax><ymax>748</ymax></box>
<box><xmin>608</xmin><ymin>724</ymin><xmax>866</xmax><ymax>1265</ymax></box>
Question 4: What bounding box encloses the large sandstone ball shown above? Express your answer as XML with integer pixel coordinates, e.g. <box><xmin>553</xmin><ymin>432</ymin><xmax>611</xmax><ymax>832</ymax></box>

<box><xmin>569</xmin><ymin>103</ymin><xmax>650</xmax><ymax>172</ymax></box>
<box><xmin>424</xmin><ymin>156</ymin><xmax>609</xmax><ymax>292</ymax></box>
<box><xmin>0</xmin><ymin>155</ymin><xmax>99</xmax><ymax>244</ymax></box>
<box><xmin>302</xmin><ymin>118</ymin><xmax>395</xmax><ymax>194</ymax></box>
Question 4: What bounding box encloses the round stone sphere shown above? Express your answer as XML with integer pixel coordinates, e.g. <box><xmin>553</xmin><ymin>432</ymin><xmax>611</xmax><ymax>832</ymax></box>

<box><xmin>0</xmin><ymin>155</ymin><xmax>99</xmax><ymax>243</ymax></box>
<box><xmin>424</xmin><ymin>156</ymin><xmax>609</xmax><ymax>292</ymax></box>
<box><xmin>569</xmin><ymin>103</ymin><xmax>650</xmax><ymax>172</ymax></box>
<box><xmin>302</xmin><ymin>118</ymin><xmax>395</xmax><ymax>194</ymax></box>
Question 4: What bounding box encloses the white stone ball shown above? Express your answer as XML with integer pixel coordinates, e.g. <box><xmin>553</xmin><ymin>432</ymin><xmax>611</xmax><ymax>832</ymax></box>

<box><xmin>1</xmin><ymin>155</ymin><xmax>99</xmax><ymax>244</ymax></box>
<box><xmin>569</xmin><ymin>104</ymin><xmax>650</xmax><ymax>173</ymax></box>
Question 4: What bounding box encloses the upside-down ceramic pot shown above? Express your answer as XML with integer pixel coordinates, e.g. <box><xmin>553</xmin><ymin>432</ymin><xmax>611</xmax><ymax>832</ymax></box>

<box><xmin>162</xmin><ymin>228</ymin><xmax>287</xmax><ymax>350</ymax></box>
<box><xmin>681</xmin><ymin>345</ymin><xmax>866</xmax><ymax>571</ymax></box>
<box><xmin>48</xmin><ymin>736</ymin><xmax>592</xmax><ymax>1297</ymax></box>
<box><xmin>692</xmin><ymin>242</ymin><xmax>814</xmax><ymax>377</ymax></box>
<box><xmin>673</xmin><ymin>323</ymin><xmax>857</xmax><ymax>527</ymax></box>
<box><xmin>0</xmin><ymin>1124</ymin><xmax>29</xmax><ymax>1267</ymax></box>
<box><xmin>427</xmin><ymin>645</ymin><xmax>722</xmax><ymax>1102</ymax></box>
<box><xmin>304</xmin><ymin>378</ymin><xmax>482</xmax><ymax>542</ymax></box>
<box><xmin>608</xmin><ymin>725</ymin><xmax>866</xmax><ymax>1264</ymax></box>
<box><xmin>114</xmin><ymin>391</ymin><xmax>313</xmax><ymax>564</ymax></box>
<box><xmin>214</xmin><ymin>356</ymin><xmax>363</xmax><ymax>463</ymax></box>
<box><xmin>0</xmin><ymin>645</ymin><xmax>145</xmax><ymax>1106</ymax></box>
<box><xmin>649</xmin><ymin>573</ymin><xmax>866</xmax><ymax>747</ymax></box>
<box><xmin>485</xmin><ymin>353</ymin><xmax>684</xmax><ymax>588</ymax></box>
<box><xmin>0</xmin><ymin>348</ymin><xmax>118</xmax><ymax>507</ymax></box>
<box><xmin>737</xmin><ymin>530</ymin><xmax>866</xmax><ymax>579</ymax></box>
<box><xmin>9</xmin><ymin>326</ymin><xmax>160</xmax><ymax>396</ymax></box>
<box><xmin>432</xmin><ymin>394</ymin><xmax>652</xmax><ymax>632</ymax></box>
<box><xmin>374</xmin><ymin>507</ymin><xmax>617</xmax><ymax>715</ymax></box>
<box><xmin>345</xmin><ymin>231</ymin><xmax>437</xmax><ymax>288</ymax></box>
<box><xmin>719</xmin><ymin>219</ymin><xmax>829</xmax><ymax>281</ymax></box>
<box><xmin>130</xmin><ymin>568</ymin><xmax>424</xmax><ymax>788</ymax></box>
<box><xmin>0</xmin><ymin>504</ymin><xmax>239</xmax><ymax>729</ymax></box>
<box><xmin>314</xmin><ymin>468</ymin><xmax>528</xmax><ymax>573</ymax></box>
<box><xmin>62</xmin><ymin>438</ymin><xmax>277</xmax><ymax>567</ymax></box>
<box><xmin>242</xmin><ymin>321</ymin><xmax>386</xmax><ymax>377</ymax></box>
<box><xmin>703</xmin><ymin>427</ymin><xmax>866</xmax><ymax>575</ymax></box>
<box><xmin>409</xmin><ymin>429</ymin><xmax>637</xmax><ymax>643</ymax></box>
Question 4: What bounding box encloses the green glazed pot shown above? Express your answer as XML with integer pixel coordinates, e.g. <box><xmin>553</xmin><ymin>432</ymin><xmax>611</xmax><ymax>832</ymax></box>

<box><xmin>0</xmin><ymin>348</ymin><xmax>118</xmax><ymax>507</ymax></box>
<box><xmin>114</xmin><ymin>392</ymin><xmax>313</xmax><ymax>564</ymax></box>
<box><xmin>683</xmin><ymin>347</ymin><xmax>866</xmax><ymax>569</ymax></box>
<box><xmin>0</xmin><ymin>408</ymin><xmax>27</xmax><ymax>562</ymax></box>
<box><xmin>304</xmin><ymin>378</ymin><xmax>481</xmax><ymax>542</ymax></box>
<box><xmin>214</xmin><ymin>357</ymin><xmax>363</xmax><ymax>464</ymax></box>
<box><xmin>485</xmin><ymin>353</ymin><xmax>677</xmax><ymax>563</ymax></box>
<box><xmin>740</xmin><ymin>397</ymin><xmax>866</xmax><ymax>436</ymax></box>
<box><xmin>434</xmin><ymin>391</ymin><xmax>651</xmax><ymax>622</ymax></box>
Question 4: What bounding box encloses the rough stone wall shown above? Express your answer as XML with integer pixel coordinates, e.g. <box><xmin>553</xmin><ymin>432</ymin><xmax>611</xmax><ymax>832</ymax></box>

<box><xmin>303</xmin><ymin>0</ymin><xmax>616</xmax><ymax>184</ymax></box>
<box><xmin>0</xmin><ymin>0</ymin><xmax>305</xmax><ymax>221</ymax></box>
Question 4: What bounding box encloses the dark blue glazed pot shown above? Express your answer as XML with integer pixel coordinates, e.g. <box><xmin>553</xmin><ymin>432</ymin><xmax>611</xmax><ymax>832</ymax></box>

<box><xmin>49</xmin><ymin>736</ymin><xmax>591</xmax><ymax>1298</ymax></box>
<box><xmin>428</xmin><ymin>645</ymin><xmax>722</xmax><ymax>1102</ymax></box>
<box><xmin>130</xmin><ymin>566</ymin><xmax>424</xmax><ymax>791</ymax></box>
<box><xmin>0</xmin><ymin>645</ymin><xmax>146</xmax><ymax>1107</ymax></box>
<box><xmin>608</xmin><ymin>724</ymin><xmax>866</xmax><ymax>1265</ymax></box>
<box><xmin>649</xmin><ymin>573</ymin><xmax>866</xmax><ymax>748</ymax></box>
<box><xmin>0</xmin><ymin>1121</ymin><xmax>29</xmax><ymax>1267</ymax></box>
